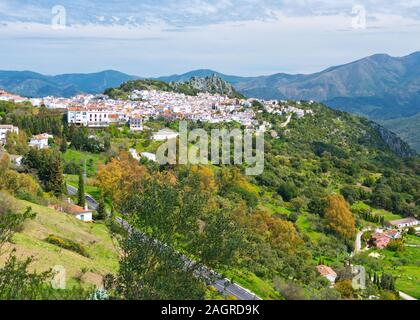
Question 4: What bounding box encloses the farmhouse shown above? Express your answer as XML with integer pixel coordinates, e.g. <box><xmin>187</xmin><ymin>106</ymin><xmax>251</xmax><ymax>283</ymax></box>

<box><xmin>371</xmin><ymin>230</ymin><xmax>400</xmax><ymax>249</ymax></box>
<box><xmin>29</xmin><ymin>133</ymin><xmax>51</xmax><ymax>149</ymax></box>
<box><xmin>388</xmin><ymin>217</ymin><xmax>419</xmax><ymax>229</ymax></box>
<box><xmin>66</xmin><ymin>204</ymin><xmax>93</xmax><ymax>222</ymax></box>
<box><xmin>316</xmin><ymin>265</ymin><xmax>337</xmax><ymax>284</ymax></box>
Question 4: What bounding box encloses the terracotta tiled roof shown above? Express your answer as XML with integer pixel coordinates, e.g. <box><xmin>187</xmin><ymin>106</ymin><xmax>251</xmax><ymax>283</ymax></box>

<box><xmin>66</xmin><ymin>204</ymin><xmax>92</xmax><ymax>215</ymax></box>
<box><xmin>316</xmin><ymin>265</ymin><xmax>337</xmax><ymax>277</ymax></box>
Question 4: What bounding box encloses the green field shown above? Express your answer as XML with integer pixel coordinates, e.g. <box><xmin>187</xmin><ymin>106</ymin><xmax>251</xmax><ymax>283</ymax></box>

<box><xmin>352</xmin><ymin>201</ymin><xmax>403</xmax><ymax>222</ymax></box>
<box><xmin>1</xmin><ymin>199</ymin><xmax>120</xmax><ymax>288</ymax></box>
<box><xmin>296</xmin><ymin>214</ymin><xmax>324</xmax><ymax>242</ymax></box>
<box><xmin>63</xmin><ymin>149</ymin><xmax>106</xmax><ymax>176</ymax></box>
<box><xmin>366</xmin><ymin>245</ymin><xmax>420</xmax><ymax>299</ymax></box>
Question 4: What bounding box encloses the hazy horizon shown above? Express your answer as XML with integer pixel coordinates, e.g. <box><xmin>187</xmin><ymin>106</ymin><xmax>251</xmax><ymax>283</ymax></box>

<box><xmin>1</xmin><ymin>1</ymin><xmax>420</xmax><ymax>76</ymax></box>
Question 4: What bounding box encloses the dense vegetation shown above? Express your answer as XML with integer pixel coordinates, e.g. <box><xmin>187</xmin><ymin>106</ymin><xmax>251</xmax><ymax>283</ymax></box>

<box><xmin>0</xmin><ymin>98</ymin><xmax>419</xmax><ymax>300</ymax></box>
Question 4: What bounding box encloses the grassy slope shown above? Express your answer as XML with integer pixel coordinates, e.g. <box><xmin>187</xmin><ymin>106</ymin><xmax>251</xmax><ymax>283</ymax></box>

<box><xmin>367</xmin><ymin>246</ymin><xmax>420</xmax><ymax>298</ymax></box>
<box><xmin>63</xmin><ymin>149</ymin><xmax>106</xmax><ymax>176</ymax></box>
<box><xmin>1</xmin><ymin>199</ymin><xmax>119</xmax><ymax>288</ymax></box>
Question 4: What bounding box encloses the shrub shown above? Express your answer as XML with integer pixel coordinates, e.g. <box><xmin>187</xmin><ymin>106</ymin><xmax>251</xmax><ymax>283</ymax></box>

<box><xmin>45</xmin><ymin>234</ymin><xmax>90</xmax><ymax>258</ymax></box>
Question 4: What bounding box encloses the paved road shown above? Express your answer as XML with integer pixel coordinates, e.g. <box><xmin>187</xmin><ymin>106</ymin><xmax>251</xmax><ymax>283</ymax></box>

<box><xmin>352</xmin><ymin>227</ymin><xmax>372</xmax><ymax>257</ymax></box>
<box><xmin>280</xmin><ymin>114</ymin><xmax>292</xmax><ymax>128</ymax></box>
<box><xmin>399</xmin><ymin>291</ymin><xmax>417</xmax><ymax>301</ymax></box>
<box><xmin>67</xmin><ymin>185</ymin><xmax>261</xmax><ymax>300</ymax></box>
<box><xmin>66</xmin><ymin>185</ymin><xmax>98</xmax><ymax>210</ymax></box>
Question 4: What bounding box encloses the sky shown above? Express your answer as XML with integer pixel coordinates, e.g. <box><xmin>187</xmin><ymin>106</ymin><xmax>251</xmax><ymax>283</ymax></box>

<box><xmin>0</xmin><ymin>0</ymin><xmax>419</xmax><ymax>77</ymax></box>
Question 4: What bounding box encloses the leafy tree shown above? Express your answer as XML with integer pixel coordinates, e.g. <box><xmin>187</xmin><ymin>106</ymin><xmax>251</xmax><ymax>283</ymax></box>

<box><xmin>308</xmin><ymin>198</ymin><xmax>328</xmax><ymax>217</ymax></box>
<box><xmin>387</xmin><ymin>239</ymin><xmax>405</xmax><ymax>252</ymax></box>
<box><xmin>5</xmin><ymin>131</ymin><xmax>29</xmax><ymax>155</ymax></box>
<box><xmin>105</xmin><ymin>169</ymin><xmax>244</xmax><ymax>300</ymax></box>
<box><xmin>277</xmin><ymin>181</ymin><xmax>298</xmax><ymax>202</ymax></box>
<box><xmin>334</xmin><ymin>280</ymin><xmax>354</xmax><ymax>299</ymax></box>
<box><xmin>324</xmin><ymin>195</ymin><xmax>356</xmax><ymax>239</ymax></box>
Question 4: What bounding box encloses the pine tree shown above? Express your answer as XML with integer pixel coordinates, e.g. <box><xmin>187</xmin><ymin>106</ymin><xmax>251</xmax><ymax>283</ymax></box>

<box><xmin>77</xmin><ymin>170</ymin><xmax>86</xmax><ymax>207</ymax></box>
<box><xmin>96</xmin><ymin>199</ymin><xmax>106</xmax><ymax>220</ymax></box>
<box><xmin>60</xmin><ymin>138</ymin><xmax>67</xmax><ymax>153</ymax></box>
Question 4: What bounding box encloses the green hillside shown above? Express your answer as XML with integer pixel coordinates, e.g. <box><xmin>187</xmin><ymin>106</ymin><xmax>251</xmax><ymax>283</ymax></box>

<box><xmin>1</xmin><ymin>199</ymin><xmax>120</xmax><ymax>289</ymax></box>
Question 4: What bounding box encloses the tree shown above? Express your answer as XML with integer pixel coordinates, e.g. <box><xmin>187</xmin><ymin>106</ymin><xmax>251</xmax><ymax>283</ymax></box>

<box><xmin>95</xmin><ymin>198</ymin><xmax>106</xmax><ymax>220</ymax></box>
<box><xmin>24</xmin><ymin>148</ymin><xmax>64</xmax><ymax>195</ymax></box>
<box><xmin>324</xmin><ymin>195</ymin><xmax>356</xmax><ymax>239</ymax></box>
<box><xmin>96</xmin><ymin>152</ymin><xmax>149</xmax><ymax>210</ymax></box>
<box><xmin>77</xmin><ymin>170</ymin><xmax>86</xmax><ymax>207</ymax></box>
<box><xmin>105</xmin><ymin>169</ymin><xmax>244</xmax><ymax>300</ymax></box>
<box><xmin>60</xmin><ymin>138</ymin><xmax>68</xmax><ymax>153</ymax></box>
<box><xmin>5</xmin><ymin>131</ymin><xmax>29</xmax><ymax>155</ymax></box>
<box><xmin>308</xmin><ymin>198</ymin><xmax>328</xmax><ymax>217</ymax></box>
<box><xmin>334</xmin><ymin>280</ymin><xmax>354</xmax><ymax>299</ymax></box>
<box><xmin>277</xmin><ymin>181</ymin><xmax>298</xmax><ymax>202</ymax></box>
<box><xmin>387</xmin><ymin>239</ymin><xmax>405</xmax><ymax>252</ymax></box>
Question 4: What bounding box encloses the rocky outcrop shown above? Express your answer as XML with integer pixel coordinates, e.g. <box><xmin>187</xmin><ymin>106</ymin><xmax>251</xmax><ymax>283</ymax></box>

<box><xmin>171</xmin><ymin>74</ymin><xmax>244</xmax><ymax>99</ymax></box>
<box><xmin>369</xmin><ymin>121</ymin><xmax>417</xmax><ymax>158</ymax></box>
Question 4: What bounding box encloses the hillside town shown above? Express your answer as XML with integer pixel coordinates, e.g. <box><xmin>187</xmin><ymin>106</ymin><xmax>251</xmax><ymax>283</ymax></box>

<box><xmin>0</xmin><ymin>88</ymin><xmax>314</xmax><ymax>134</ymax></box>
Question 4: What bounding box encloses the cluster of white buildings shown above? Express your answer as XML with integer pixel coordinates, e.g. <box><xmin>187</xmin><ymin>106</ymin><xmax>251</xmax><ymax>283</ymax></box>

<box><xmin>258</xmin><ymin>99</ymin><xmax>315</xmax><ymax>118</ymax></box>
<box><xmin>0</xmin><ymin>90</ymin><xmax>28</xmax><ymax>104</ymax></box>
<box><xmin>65</xmin><ymin>90</ymin><xmax>256</xmax><ymax>130</ymax></box>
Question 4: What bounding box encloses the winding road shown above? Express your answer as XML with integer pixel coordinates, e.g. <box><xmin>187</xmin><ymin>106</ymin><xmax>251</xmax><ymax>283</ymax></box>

<box><xmin>352</xmin><ymin>227</ymin><xmax>372</xmax><ymax>256</ymax></box>
<box><xmin>66</xmin><ymin>184</ymin><xmax>261</xmax><ymax>300</ymax></box>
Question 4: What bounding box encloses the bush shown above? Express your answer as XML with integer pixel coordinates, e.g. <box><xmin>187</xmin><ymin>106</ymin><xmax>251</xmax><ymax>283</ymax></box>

<box><xmin>387</xmin><ymin>239</ymin><xmax>405</xmax><ymax>252</ymax></box>
<box><xmin>277</xmin><ymin>181</ymin><xmax>298</xmax><ymax>202</ymax></box>
<box><xmin>45</xmin><ymin>234</ymin><xmax>90</xmax><ymax>258</ymax></box>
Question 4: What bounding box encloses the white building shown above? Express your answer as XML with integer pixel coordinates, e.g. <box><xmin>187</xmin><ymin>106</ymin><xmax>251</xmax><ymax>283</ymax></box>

<box><xmin>29</xmin><ymin>133</ymin><xmax>51</xmax><ymax>149</ymax></box>
<box><xmin>152</xmin><ymin>128</ymin><xmax>179</xmax><ymax>141</ymax></box>
<box><xmin>0</xmin><ymin>125</ymin><xmax>19</xmax><ymax>143</ymax></box>
<box><xmin>129</xmin><ymin>116</ymin><xmax>145</xmax><ymax>131</ymax></box>
<box><xmin>141</xmin><ymin>152</ymin><xmax>157</xmax><ymax>162</ymax></box>
<box><xmin>67</xmin><ymin>107</ymin><xmax>110</xmax><ymax>128</ymax></box>
<box><xmin>389</xmin><ymin>217</ymin><xmax>419</xmax><ymax>229</ymax></box>
<box><xmin>67</xmin><ymin>204</ymin><xmax>93</xmax><ymax>222</ymax></box>
<box><xmin>316</xmin><ymin>265</ymin><xmax>337</xmax><ymax>284</ymax></box>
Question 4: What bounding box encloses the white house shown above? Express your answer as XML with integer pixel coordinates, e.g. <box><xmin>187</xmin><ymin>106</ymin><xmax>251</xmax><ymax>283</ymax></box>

<box><xmin>29</xmin><ymin>133</ymin><xmax>51</xmax><ymax>149</ymax></box>
<box><xmin>152</xmin><ymin>128</ymin><xmax>179</xmax><ymax>141</ymax></box>
<box><xmin>388</xmin><ymin>217</ymin><xmax>419</xmax><ymax>229</ymax></box>
<box><xmin>316</xmin><ymin>265</ymin><xmax>337</xmax><ymax>284</ymax></box>
<box><xmin>0</xmin><ymin>125</ymin><xmax>19</xmax><ymax>144</ymax></box>
<box><xmin>67</xmin><ymin>204</ymin><xmax>93</xmax><ymax>222</ymax></box>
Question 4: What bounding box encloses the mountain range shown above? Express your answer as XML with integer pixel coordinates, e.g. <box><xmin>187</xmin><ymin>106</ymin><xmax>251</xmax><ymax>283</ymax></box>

<box><xmin>0</xmin><ymin>52</ymin><xmax>419</xmax><ymax>151</ymax></box>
